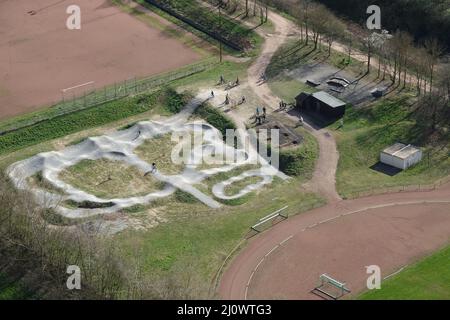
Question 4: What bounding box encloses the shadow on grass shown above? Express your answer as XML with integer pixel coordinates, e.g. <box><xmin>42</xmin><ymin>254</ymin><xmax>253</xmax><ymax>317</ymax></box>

<box><xmin>370</xmin><ymin>162</ymin><xmax>402</xmax><ymax>176</ymax></box>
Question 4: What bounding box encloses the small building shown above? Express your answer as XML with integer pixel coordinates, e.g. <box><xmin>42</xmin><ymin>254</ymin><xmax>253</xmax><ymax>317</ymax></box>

<box><xmin>380</xmin><ymin>143</ymin><xmax>423</xmax><ymax>170</ymax></box>
<box><xmin>295</xmin><ymin>91</ymin><xmax>346</xmax><ymax>118</ymax></box>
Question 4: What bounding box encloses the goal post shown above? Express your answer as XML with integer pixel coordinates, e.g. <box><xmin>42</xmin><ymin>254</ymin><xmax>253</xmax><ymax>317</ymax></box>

<box><xmin>250</xmin><ymin>206</ymin><xmax>289</xmax><ymax>233</ymax></box>
<box><xmin>312</xmin><ymin>274</ymin><xmax>351</xmax><ymax>300</ymax></box>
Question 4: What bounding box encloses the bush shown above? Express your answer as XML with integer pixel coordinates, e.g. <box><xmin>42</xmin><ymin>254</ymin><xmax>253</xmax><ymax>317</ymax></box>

<box><xmin>194</xmin><ymin>103</ymin><xmax>237</xmax><ymax>136</ymax></box>
<box><xmin>174</xmin><ymin>190</ymin><xmax>198</xmax><ymax>203</ymax></box>
<box><xmin>161</xmin><ymin>87</ymin><xmax>188</xmax><ymax>113</ymax></box>
<box><xmin>279</xmin><ymin>145</ymin><xmax>316</xmax><ymax>178</ymax></box>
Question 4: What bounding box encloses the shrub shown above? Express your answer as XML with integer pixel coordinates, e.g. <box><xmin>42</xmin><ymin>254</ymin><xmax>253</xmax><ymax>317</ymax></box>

<box><xmin>194</xmin><ymin>103</ymin><xmax>237</xmax><ymax>136</ymax></box>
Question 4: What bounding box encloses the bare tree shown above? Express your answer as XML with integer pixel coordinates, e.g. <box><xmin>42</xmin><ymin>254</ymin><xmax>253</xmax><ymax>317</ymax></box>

<box><xmin>424</xmin><ymin>38</ymin><xmax>445</xmax><ymax>93</ymax></box>
<box><xmin>324</xmin><ymin>16</ymin><xmax>346</xmax><ymax>57</ymax></box>
<box><xmin>308</xmin><ymin>4</ymin><xmax>328</xmax><ymax>51</ymax></box>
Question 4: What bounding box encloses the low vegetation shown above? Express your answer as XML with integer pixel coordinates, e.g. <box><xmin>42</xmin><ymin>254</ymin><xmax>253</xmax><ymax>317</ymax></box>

<box><xmin>140</xmin><ymin>0</ymin><xmax>259</xmax><ymax>50</ymax></box>
<box><xmin>59</xmin><ymin>159</ymin><xmax>165</xmax><ymax>199</ymax></box>
<box><xmin>223</xmin><ymin>176</ymin><xmax>263</xmax><ymax>196</ymax></box>
<box><xmin>359</xmin><ymin>245</ymin><xmax>450</xmax><ymax>300</ymax></box>
<box><xmin>193</xmin><ymin>103</ymin><xmax>237</xmax><ymax>136</ymax></box>
<box><xmin>279</xmin><ymin>127</ymin><xmax>319</xmax><ymax>179</ymax></box>
<box><xmin>0</xmin><ymin>88</ymin><xmax>188</xmax><ymax>156</ymax></box>
<box><xmin>135</xmin><ymin>133</ymin><xmax>186</xmax><ymax>175</ymax></box>
<box><xmin>267</xmin><ymin>40</ymin><xmax>367</xmax><ymax>80</ymax></box>
<box><xmin>334</xmin><ymin>94</ymin><xmax>450</xmax><ymax>198</ymax></box>
<box><xmin>116</xmin><ymin>176</ymin><xmax>325</xmax><ymax>298</ymax></box>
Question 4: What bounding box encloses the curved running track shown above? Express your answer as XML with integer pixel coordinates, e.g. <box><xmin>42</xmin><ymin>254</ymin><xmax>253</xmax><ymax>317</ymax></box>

<box><xmin>219</xmin><ymin>184</ymin><xmax>450</xmax><ymax>299</ymax></box>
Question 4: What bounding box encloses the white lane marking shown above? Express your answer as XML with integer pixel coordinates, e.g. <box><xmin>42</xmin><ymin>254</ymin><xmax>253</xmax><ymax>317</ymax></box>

<box><xmin>62</xmin><ymin>81</ymin><xmax>95</xmax><ymax>92</ymax></box>
<box><xmin>384</xmin><ymin>265</ymin><xmax>408</xmax><ymax>280</ymax></box>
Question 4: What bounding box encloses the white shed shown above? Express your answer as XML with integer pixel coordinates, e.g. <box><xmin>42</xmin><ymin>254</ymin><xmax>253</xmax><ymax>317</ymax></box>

<box><xmin>380</xmin><ymin>143</ymin><xmax>422</xmax><ymax>170</ymax></box>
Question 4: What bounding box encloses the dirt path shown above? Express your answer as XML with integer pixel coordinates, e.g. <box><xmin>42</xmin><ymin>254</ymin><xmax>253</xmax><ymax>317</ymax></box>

<box><xmin>243</xmin><ymin>11</ymin><xmax>341</xmax><ymax>202</ymax></box>
<box><xmin>219</xmin><ymin>183</ymin><xmax>450</xmax><ymax>299</ymax></box>
<box><xmin>219</xmin><ymin>9</ymin><xmax>450</xmax><ymax>300</ymax></box>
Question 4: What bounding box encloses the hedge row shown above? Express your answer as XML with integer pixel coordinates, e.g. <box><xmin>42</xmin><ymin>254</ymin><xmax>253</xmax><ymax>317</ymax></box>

<box><xmin>194</xmin><ymin>103</ymin><xmax>237</xmax><ymax>136</ymax></box>
<box><xmin>0</xmin><ymin>88</ymin><xmax>187</xmax><ymax>156</ymax></box>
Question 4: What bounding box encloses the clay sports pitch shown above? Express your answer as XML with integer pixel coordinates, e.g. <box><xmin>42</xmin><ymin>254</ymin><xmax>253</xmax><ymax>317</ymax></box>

<box><xmin>0</xmin><ymin>0</ymin><xmax>201</xmax><ymax>119</ymax></box>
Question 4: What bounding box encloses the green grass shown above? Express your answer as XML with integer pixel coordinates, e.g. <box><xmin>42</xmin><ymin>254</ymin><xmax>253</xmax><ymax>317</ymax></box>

<box><xmin>0</xmin><ymin>49</ymin><xmax>323</xmax><ymax>299</ymax></box>
<box><xmin>279</xmin><ymin>127</ymin><xmax>319</xmax><ymax>179</ymax></box>
<box><xmin>138</xmin><ymin>0</ymin><xmax>259</xmax><ymax>51</ymax></box>
<box><xmin>359</xmin><ymin>245</ymin><xmax>450</xmax><ymax>299</ymax></box>
<box><xmin>0</xmin><ymin>274</ymin><xmax>31</xmax><ymax>300</ymax></box>
<box><xmin>59</xmin><ymin>159</ymin><xmax>165</xmax><ymax>199</ymax></box>
<box><xmin>135</xmin><ymin>133</ymin><xmax>186</xmax><ymax>175</ymax></box>
<box><xmin>113</xmin><ymin>127</ymin><xmax>322</xmax><ymax>298</ymax></box>
<box><xmin>0</xmin><ymin>93</ymin><xmax>152</xmax><ymax>156</ymax></box>
<box><xmin>193</xmin><ymin>103</ymin><xmax>237</xmax><ymax>136</ymax></box>
<box><xmin>116</xmin><ymin>177</ymin><xmax>325</xmax><ymax>298</ymax></box>
<box><xmin>223</xmin><ymin>176</ymin><xmax>263</xmax><ymax>196</ymax></box>
<box><xmin>268</xmin><ymin>78</ymin><xmax>317</xmax><ymax>104</ymax></box>
<box><xmin>333</xmin><ymin>95</ymin><xmax>450</xmax><ymax>198</ymax></box>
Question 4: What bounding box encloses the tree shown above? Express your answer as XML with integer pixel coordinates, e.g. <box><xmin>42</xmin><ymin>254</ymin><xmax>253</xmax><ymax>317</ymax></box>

<box><xmin>437</xmin><ymin>64</ymin><xmax>450</xmax><ymax>99</ymax></box>
<box><xmin>309</xmin><ymin>4</ymin><xmax>329</xmax><ymax>50</ymax></box>
<box><xmin>324</xmin><ymin>16</ymin><xmax>346</xmax><ymax>57</ymax></box>
<box><xmin>424</xmin><ymin>38</ymin><xmax>445</xmax><ymax>93</ymax></box>
<box><xmin>299</xmin><ymin>0</ymin><xmax>312</xmax><ymax>45</ymax></box>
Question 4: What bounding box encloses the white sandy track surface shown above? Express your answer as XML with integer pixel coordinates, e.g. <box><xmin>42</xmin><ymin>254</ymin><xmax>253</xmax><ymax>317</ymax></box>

<box><xmin>7</xmin><ymin>90</ymin><xmax>287</xmax><ymax>219</ymax></box>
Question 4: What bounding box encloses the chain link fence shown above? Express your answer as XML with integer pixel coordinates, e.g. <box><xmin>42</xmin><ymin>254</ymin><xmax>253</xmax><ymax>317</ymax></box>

<box><xmin>343</xmin><ymin>174</ymin><xmax>450</xmax><ymax>200</ymax></box>
<box><xmin>0</xmin><ymin>59</ymin><xmax>217</xmax><ymax>136</ymax></box>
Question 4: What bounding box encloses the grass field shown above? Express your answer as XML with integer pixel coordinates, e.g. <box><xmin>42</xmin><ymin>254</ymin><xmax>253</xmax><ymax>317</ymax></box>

<box><xmin>332</xmin><ymin>95</ymin><xmax>450</xmax><ymax>198</ymax></box>
<box><xmin>223</xmin><ymin>176</ymin><xmax>263</xmax><ymax>196</ymax></box>
<box><xmin>116</xmin><ymin>177</ymin><xmax>324</xmax><ymax>298</ymax></box>
<box><xmin>135</xmin><ymin>133</ymin><xmax>186</xmax><ymax>175</ymax></box>
<box><xmin>359</xmin><ymin>245</ymin><xmax>450</xmax><ymax>300</ymax></box>
<box><xmin>59</xmin><ymin>159</ymin><xmax>165</xmax><ymax>199</ymax></box>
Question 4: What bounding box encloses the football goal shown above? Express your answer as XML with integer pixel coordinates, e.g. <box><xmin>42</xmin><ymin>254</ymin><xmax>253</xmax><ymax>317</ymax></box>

<box><xmin>312</xmin><ymin>274</ymin><xmax>351</xmax><ymax>300</ymax></box>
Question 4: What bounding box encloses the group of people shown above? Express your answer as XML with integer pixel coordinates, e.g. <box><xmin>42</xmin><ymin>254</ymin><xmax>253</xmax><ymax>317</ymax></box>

<box><xmin>255</xmin><ymin>106</ymin><xmax>267</xmax><ymax>125</ymax></box>
<box><xmin>219</xmin><ymin>75</ymin><xmax>240</xmax><ymax>89</ymax></box>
